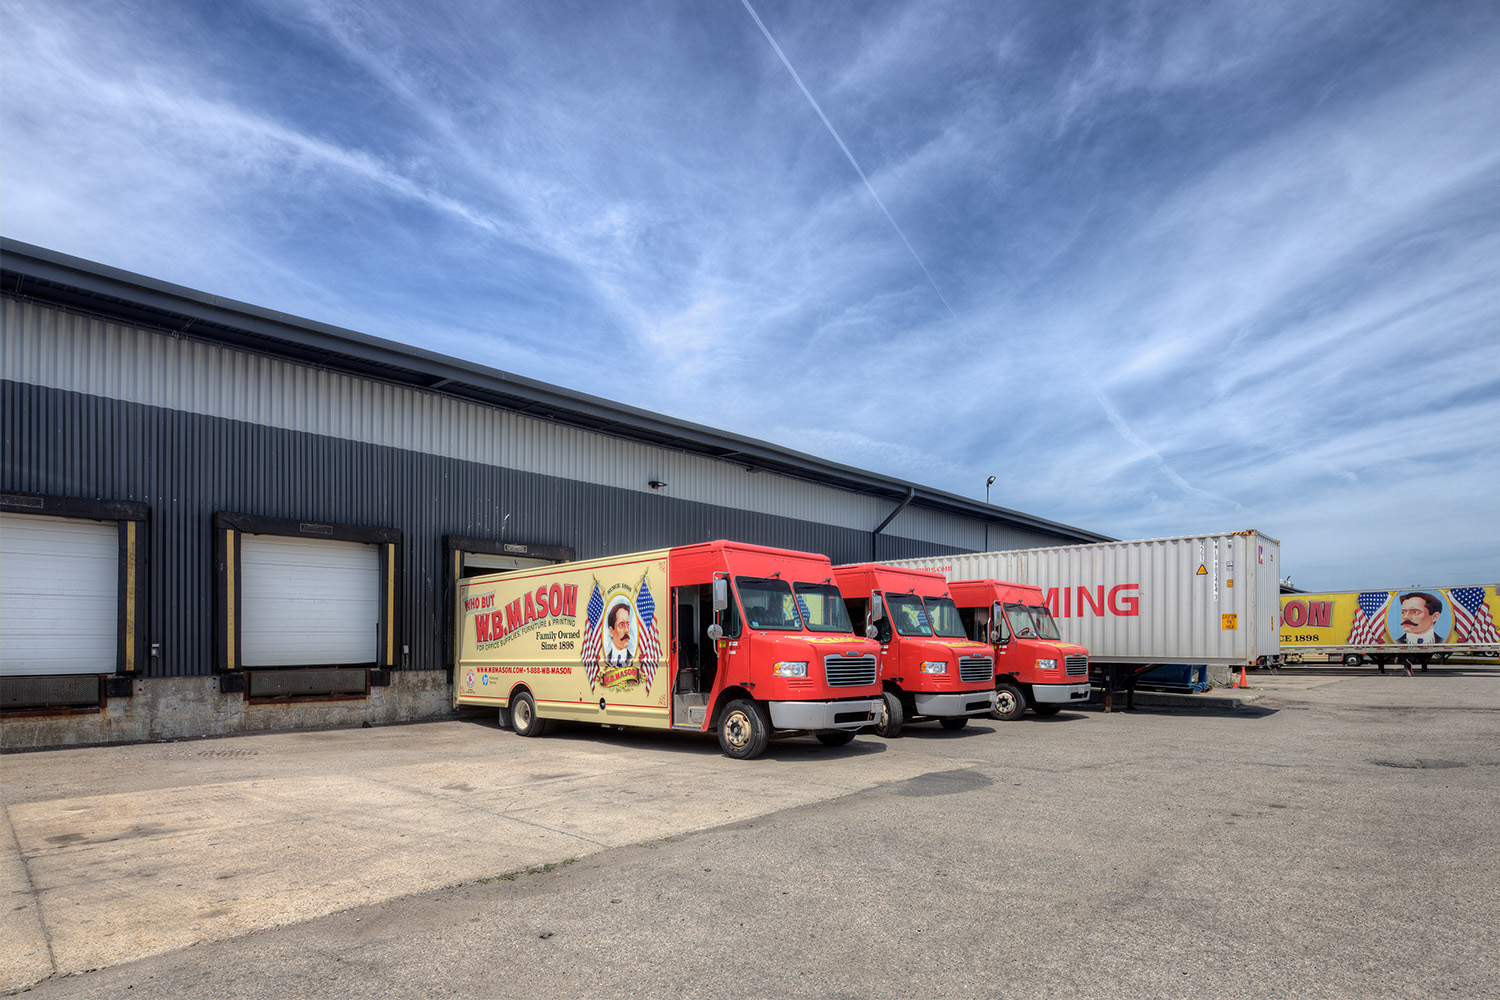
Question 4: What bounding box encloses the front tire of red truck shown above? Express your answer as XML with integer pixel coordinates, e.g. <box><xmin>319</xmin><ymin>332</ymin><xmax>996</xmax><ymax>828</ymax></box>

<box><xmin>718</xmin><ymin>699</ymin><xmax>771</xmax><ymax>760</ymax></box>
<box><xmin>873</xmin><ymin>691</ymin><xmax>904</xmax><ymax>738</ymax></box>
<box><xmin>992</xmin><ymin>682</ymin><xmax>1025</xmax><ymax>722</ymax></box>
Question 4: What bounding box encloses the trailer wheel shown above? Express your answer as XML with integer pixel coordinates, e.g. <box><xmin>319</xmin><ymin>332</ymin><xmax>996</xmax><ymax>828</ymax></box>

<box><xmin>992</xmin><ymin>683</ymin><xmax>1025</xmax><ymax>722</ymax></box>
<box><xmin>873</xmin><ymin>691</ymin><xmax>904</xmax><ymax>738</ymax></box>
<box><xmin>816</xmin><ymin>730</ymin><xmax>856</xmax><ymax>747</ymax></box>
<box><xmin>718</xmin><ymin>699</ymin><xmax>770</xmax><ymax>759</ymax></box>
<box><xmin>1031</xmin><ymin>703</ymin><xmax>1062</xmax><ymax>717</ymax></box>
<box><xmin>511</xmin><ymin>692</ymin><xmax>546</xmax><ymax>738</ymax></box>
<box><xmin>1342</xmin><ymin>654</ymin><xmax>1363</xmax><ymax>667</ymax></box>
<box><xmin>939</xmin><ymin>717</ymin><xmax>968</xmax><ymax>731</ymax></box>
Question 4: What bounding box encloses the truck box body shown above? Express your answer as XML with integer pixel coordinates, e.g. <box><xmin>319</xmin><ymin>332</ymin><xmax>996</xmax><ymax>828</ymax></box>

<box><xmin>886</xmin><ymin>531</ymin><xmax>1283</xmax><ymax>670</ymax></box>
<box><xmin>944</xmin><ymin>579</ymin><xmax>1092</xmax><ymax>717</ymax></box>
<box><xmin>1280</xmin><ymin>586</ymin><xmax>1500</xmax><ymax>665</ymax></box>
<box><xmin>455</xmin><ymin>541</ymin><xmax>883</xmax><ymax>758</ymax></box>
<box><xmin>832</xmin><ymin>564</ymin><xmax>997</xmax><ymax>732</ymax></box>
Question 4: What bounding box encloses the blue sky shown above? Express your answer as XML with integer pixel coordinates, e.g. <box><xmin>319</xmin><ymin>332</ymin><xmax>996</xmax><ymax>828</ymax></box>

<box><xmin>3</xmin><ymin>0</ymin><xmax>1498</xmax><ymax>592</ymax></box>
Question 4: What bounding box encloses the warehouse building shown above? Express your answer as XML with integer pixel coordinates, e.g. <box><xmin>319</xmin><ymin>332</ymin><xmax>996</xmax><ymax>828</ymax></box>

<box><xmin>0</xmin><ymin>239</ymin><xmax>1109</xmax><ymax>748</ymax></box>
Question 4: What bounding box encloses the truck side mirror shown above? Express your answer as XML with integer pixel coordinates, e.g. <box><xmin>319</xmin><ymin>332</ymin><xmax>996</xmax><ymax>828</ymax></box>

<box><xmin>708</xmin><ymin>575</ymin><xmax>729</xmax><ymax>642</ymax></box>
<box><xmin>990</xmin><ymin>602</ymin><xmax>1010</xmax><ymax>644</ymax></box>
<box><xmin>867</xmin><ymin>592</ymin><xmax>888</xmax><ymax>642</ymax></box>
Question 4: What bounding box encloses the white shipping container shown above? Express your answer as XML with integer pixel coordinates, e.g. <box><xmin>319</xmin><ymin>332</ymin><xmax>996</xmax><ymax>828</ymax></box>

<box><xmin>887</xmin><ymin>530</ymin><xmax>1282</xmax><ymax>667</ymax></box>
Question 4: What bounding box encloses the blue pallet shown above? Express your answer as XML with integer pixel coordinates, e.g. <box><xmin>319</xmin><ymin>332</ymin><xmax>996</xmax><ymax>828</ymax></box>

<box><xmin>1135</xmin><ymin>663</ymin><xmax>1210</xmax><ymax>693</ymax></box>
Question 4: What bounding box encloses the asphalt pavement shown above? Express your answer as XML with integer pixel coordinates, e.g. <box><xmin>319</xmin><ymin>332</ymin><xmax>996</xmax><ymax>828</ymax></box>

<box><xmin>4</xmin><ymin>666</ymin><xmax>1498</xmax><ymax>999</ymax></box>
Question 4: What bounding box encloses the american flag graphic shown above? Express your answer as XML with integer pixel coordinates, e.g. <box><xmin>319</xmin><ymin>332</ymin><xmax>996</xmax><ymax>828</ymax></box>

<box><xmin>635</xmin><ymin>577</ymin><xmax>663</xmax><ymax>693</ymax></box>
<box><xmin>1346</xmin><ymin>591</ymin><xmax>1391</xmax><ymax>645</ymax></box>
<box><xmin>580</xmin><ymin>579</ymin><xmax>605</xmax><ymax>690</ymax></box>
<box><xmin>1448</xmin><ymin>587</ymin><xmax>1500</xmax><ymax>645</ymax></box>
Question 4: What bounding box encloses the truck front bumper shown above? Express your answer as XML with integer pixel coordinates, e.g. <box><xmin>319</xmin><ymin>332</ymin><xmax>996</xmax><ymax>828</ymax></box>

<box><xmin>912</xmin><ymin>690</ymin><xmax>997</xmax><ymax>718</ymax></box>
<box><xmin>768</xmin><ymin>699</ymin><xmax>882</xmax><ymax>731</ymax></box>
<box><xmin>1031</xmin><ymin>682</ymin><xmax>1092</xmax><ymax>704</ymax></box>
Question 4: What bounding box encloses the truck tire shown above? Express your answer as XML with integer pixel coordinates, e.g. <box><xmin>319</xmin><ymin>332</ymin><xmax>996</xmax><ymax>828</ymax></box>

<box><xmin>1031</xmin><ymin>703</ymin><xmax>1062</xmax><ymax>717</ymax></box>
<box><xmin>511</xmin><ymin>692</ymin><xmax>546</xmax><ymax>738</ymax></box>
<box><xmin>718</xmin><ymin>699</ymin><xmax>770</xmax><ymax>759</ymax></box>
<box><xmin>992</xmin><ymin>683</ymin><xmax>1025</xmax><ymax>722</ymax></box>
<box><xmin>1342</xmin><ymin>654</ymin><xmax>1362</xmax><ymax>667</ymax></box>
<box><xmin>816</xmin><ymin>730</ymin><xmax>856</xmax><ymax>747</ymax></box>
<box><xmin>874</xmin><ymin>691</ymin><xmax>904</xmax><ymax>738</ymax></box>
<box><xmin>939</xmin><ymin>717</ymin><xmax>968</xmax><ymax>730</ymax></box>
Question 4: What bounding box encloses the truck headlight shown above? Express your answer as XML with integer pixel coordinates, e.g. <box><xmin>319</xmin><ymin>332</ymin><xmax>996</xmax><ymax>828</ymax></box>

<box><xmin>1035</xmin><ymin>658</ymin><xmax>1058</xmax><ymax>670</ymax></box>
<box><xmin>772</xmin><ymin>661</ymin><xmax>808</xmax><ymax>677</ymax></box>
<box><xmin>920</xmin><ymin>661</ymin><xmax>948</xmax><ymax>674</ymax></box>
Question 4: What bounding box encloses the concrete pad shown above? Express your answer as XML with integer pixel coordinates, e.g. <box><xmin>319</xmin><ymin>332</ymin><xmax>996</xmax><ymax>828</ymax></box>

<box><xmin>1</xmin><ymin>720</ymin><xmax>952</xmax><ymax>990</ymax></box>
<box><xmin>0</xmin><ymin>804</ymin><xmax>54</xmax><ymax>989</ymax></box>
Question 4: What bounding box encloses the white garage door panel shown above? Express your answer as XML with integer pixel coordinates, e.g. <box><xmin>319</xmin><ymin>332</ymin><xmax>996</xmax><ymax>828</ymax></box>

<box><xmin>240</xmin><ymin>534</ymin><xmax>380</xmax><ymax>666</ymax></box>
<box><xmin>463</xmin><ymin>553</ymin><xmax>551</xmax><ymax>573</ymax></box>
<box><xmin>1</xmin><ymin>513</ymin><xmax>119</xmax><ymax>676</ymax></box>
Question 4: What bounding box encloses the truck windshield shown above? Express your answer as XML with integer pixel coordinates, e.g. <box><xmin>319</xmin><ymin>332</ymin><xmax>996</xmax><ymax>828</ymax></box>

<box><xmin>923</xmin><ymin>596</ymin><xmax>967</xmax><ymax>638</ymax></box>
<box><xmin>736</xmin><ymin>577</ymin><xmax>804</xmax><ymax>631</ymax></box>
<box><xmin>1004</xmin><ymin>603</ymin><xmax>1042</xmax><ymax>639</ymax></box>
<box><xmin>887</xmin><ymin>593</ymin><xmax>934</xmax><ymax>637</ymax></box>
<box><xmin>792</xmin><ymin>583</ymin><xmax>853</xmax><ymax>632</ymax></box>
<box><xmin>1027</xmin><ymin>605</ymin><xmax>1062</xmax><ymax>640</ymax></box>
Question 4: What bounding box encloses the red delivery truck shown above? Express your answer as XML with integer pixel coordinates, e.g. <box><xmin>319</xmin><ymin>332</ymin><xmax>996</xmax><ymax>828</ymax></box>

<box><xmin>455</xmin><ymin>541</ymin><xmax>883</xmax><ymax>759</ymax></box>
<box><xmin>945</xmin><ymin>580</ymin><xmax>1091</xmax><ymax>719</ymax></box>
<box><xmin>832</xmin><ymin>564</ymin><xmax>996</xmax><ymax>737</ymax></box>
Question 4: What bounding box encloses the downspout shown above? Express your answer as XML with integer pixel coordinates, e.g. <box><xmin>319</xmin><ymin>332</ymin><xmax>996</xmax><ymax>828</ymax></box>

<box><xmin>871</xmin><ymin>488</ymin><xmax>916</xmax><ymax>561</ymax></box>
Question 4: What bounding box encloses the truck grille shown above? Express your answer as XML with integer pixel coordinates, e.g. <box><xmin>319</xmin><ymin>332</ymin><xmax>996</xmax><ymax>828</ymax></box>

<box><xmin>958</xmin><ymin>656</ymin><xmax>993</xmax><ymax>683</ymax></box>
<box><xmin>823</xmin><ymin>655</ymin><xmax>877</xmax><ymax>687</ymax></box>
<box><xmin>1065</xmin><ymin>655</ymin><xmax>1088</xmax><ymax>677</ymax></box>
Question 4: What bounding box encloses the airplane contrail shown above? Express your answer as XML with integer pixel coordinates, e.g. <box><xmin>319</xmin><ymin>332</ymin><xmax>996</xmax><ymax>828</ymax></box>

<box><xmin>738</xmin><ymin>0</ymin><xmax>966</xmax><ymax>332</ymax></box>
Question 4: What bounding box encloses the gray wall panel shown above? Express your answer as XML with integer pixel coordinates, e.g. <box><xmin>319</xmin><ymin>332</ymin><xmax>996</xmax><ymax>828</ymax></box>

<box><xmin>3</xmin><ymin>380</ymin><xmax>1002</xmax><ymax>679</ymax></box>
<box><xmin>3</xmin><ymin>299</ymin><xmax>1051</xmax><ymax>549</ymax></box>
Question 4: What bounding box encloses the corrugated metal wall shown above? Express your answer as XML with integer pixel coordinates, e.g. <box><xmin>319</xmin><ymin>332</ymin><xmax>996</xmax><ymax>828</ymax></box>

<box><xmin>3</xmin><ymin>299</ymin><xmax>1090</xmax><ymax>680</ymax></box>
<box><xmin>3</xmin><ymin>299</ymin><xmax>1004</xmax><ymax>549</ymax></box>
<box><xmin>3</xmin><ymin>377</ymin><xmax>1057</xmax><ymax>679</ymax></box>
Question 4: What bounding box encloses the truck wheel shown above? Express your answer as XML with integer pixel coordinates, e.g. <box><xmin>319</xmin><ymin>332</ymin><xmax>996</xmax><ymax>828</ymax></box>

<box><xmin>1031</xmin><ymin>703</ymin><xmax>1062</xmax><ymax>717</ymax></box>
<box><xmin>992</xmin><ymin>683</ymin><xmax>1025</xmax><ymax>722</ymax></box>
<box><xmin>718</xmin><ymin>699</ymin><xmax>770</xmax><ymax>760</ymax></box>
<box><xmin>874</xmin><ymin>691</ymin><xmax>904</xmax><ymax>738</ymax></box>
<box><xmin>816</xmin><ymin>730</ymin><xmax>856</xmax><ymax>747</ymax></box>
<box><xmin>1342</xmin><ymin>654</ymin><xmax>1362</xmax><ymax>667</ymax></box>
<box><xmin>510</xmin><ymin>692</ymin><xmax>546</xmax><ymax>738</ymax></box>
<box><xmin>939</xmin><ymin>717</ymin><xmax>968</xmax><ymax>731</ymax></box>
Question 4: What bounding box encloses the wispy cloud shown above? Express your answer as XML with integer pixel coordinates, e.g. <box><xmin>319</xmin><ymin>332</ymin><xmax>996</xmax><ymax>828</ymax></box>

<box><xmin>3</xmin><ymin>0</ymin><xmax>1497</xmax><ymax>589</ymax></box>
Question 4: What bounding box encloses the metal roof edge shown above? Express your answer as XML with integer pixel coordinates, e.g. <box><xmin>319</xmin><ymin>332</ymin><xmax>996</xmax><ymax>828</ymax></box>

<box><xmin>0</xmin><ymin>237</ymin><xmax>1109</xmax><ymax>544</ymax></box>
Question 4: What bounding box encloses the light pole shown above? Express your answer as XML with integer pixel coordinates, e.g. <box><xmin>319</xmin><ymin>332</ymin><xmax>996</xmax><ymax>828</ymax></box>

<box><xmin>984</xmin><ymin>476</ymin><xmax>995</xmax><ymax>550</ymax></box>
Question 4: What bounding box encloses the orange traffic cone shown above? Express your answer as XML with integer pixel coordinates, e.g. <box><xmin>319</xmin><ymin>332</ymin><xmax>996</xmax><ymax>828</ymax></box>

<box><xmin>1235</xmin><ymin>664</ymin><xmax>1248</xmax><ymax>689</ymax></box>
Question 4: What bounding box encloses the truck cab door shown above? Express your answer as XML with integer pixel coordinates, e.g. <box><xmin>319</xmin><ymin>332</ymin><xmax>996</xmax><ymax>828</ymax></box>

<box><xmin>991</xmin><ymin>601</ymin><xmax>1018</xmax><ymax>674</ymax></box>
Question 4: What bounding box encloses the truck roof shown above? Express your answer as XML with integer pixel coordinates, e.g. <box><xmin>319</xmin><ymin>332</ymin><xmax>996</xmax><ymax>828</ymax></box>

<box><xmin>669</xmin><ymin>539</ymin><xmax>841</xmax><ymax>584</ymax></box>
<box><xmin>833</xmin><ymin>563</ymin><xmax>952</xmax><ymax>593</ymax></box>
<box><xmin>947</xmin><ymin>579</ymin><xmax>1045</xmax><ymax>604</ymax></box>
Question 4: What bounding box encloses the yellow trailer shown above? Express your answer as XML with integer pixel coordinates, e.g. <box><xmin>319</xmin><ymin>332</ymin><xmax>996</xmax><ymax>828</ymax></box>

<box><xmin>1280</xmin><ymin>586</ymin><xmax>1499</xmax><ymax>670</ymax></box>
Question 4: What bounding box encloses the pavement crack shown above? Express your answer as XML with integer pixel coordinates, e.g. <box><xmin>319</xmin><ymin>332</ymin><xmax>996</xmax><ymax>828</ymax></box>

<box><xmin>1</xmin><ymin>800</ymin><xmax>58</xmax><ymax>981</ymax></box>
